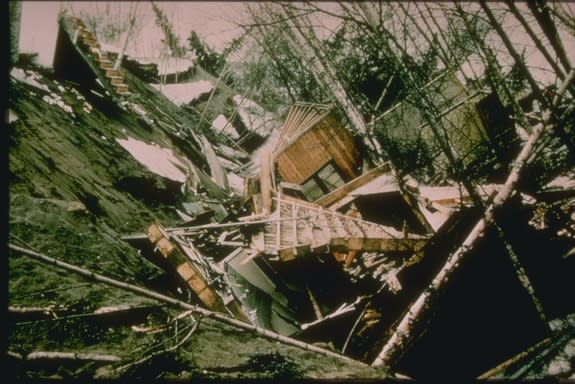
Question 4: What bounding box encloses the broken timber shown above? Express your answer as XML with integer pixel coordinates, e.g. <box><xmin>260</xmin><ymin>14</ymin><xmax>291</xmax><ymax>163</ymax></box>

<box><xmin>147</xmin><ymin>223</ymin><xmax>249</xmax><ymax>322</ymax></box>
<box><xmin>315</xmin><ymin>162</ymin><xmax>392</xmax><ymax>208</ymax></box>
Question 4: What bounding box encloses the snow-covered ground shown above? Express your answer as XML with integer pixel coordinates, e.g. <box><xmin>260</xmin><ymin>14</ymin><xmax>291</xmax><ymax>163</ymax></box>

<box><xmin>151</xmin><ymin>80</ymin><xmax>213</xmax><ymax>106</ymax></box>
<box><xmin>116</xmin><ymin>136</ymin><xmax>188</xmax><ymax>183</ymax></box>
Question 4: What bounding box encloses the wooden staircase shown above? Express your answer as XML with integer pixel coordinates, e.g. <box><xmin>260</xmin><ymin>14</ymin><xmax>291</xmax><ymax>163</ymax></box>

<box><xmin>67</xmin><ymin>16</ymin><xmax>131</xmax><ymax>97</ymax></box>
<box><xmin>252</xmin><ymin>195</ymin><xmax>429</xmax><ymax>262</ymax></box>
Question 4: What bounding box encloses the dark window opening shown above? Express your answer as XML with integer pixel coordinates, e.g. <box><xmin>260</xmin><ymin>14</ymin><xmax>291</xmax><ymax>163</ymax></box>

<box><xmin>301</xmin><ymin>162</ymin><xmax>347</xmax><ymax>201</ymax></box>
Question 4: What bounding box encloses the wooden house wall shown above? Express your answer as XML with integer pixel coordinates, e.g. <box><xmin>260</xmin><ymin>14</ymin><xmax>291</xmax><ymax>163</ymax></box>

<box><xmin>275</xmin><ymin>114</ymin><xmax>360</xmax><ymax>185</ymax></box>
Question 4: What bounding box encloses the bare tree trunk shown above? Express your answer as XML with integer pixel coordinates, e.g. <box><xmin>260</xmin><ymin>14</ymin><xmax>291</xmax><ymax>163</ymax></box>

<box><xmin>386</xmin><ymin>2</ymin><xmax>549</xmax><ymax>322</ymax></box>
<box><xmin>454</xmin><ymin>3</ymin><xmax>532</xmax><ymax>132</ymax></box>
<box><xmin>394</xmin><ymin>3</ymin><xmax>462</xmax><ymax>85</ymax></box>
<box><xmin>9</xmin><ymin>0</ymin><xmax>22</xmax><ymax>68</ymax></box>
<box><xmin>480</xmin><ymin>2</ymin><xmax>547</xmax><ymax>104</ymax></box>
<box><xmin>24</xmin><ymin>351</ymin><xmax>121</xmax><ymax>363</ymax></box>
<box><xmin>371</xmin><ymin>69</ymin><xmax>574</xmax><ymax>369</ymax></box>
<box><xmin>395</xmin><ymin>2</ymin><xmax>549</xmax><ymax>322</ymax></box>
<box><xmin>437</xmin><ymin>4</ymin><xmax>486</xmax><ymax>84</ymax></box>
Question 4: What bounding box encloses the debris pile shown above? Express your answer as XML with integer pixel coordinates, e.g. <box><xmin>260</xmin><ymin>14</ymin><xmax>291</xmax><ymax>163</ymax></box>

<box><xmin>8</xmin><ymin>12</ymin><xmax>575</xmax><ymax>381</ymax></box>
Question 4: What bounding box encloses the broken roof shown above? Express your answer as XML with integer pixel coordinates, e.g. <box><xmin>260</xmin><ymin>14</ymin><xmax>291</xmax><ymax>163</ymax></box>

<box><xmin>273</xmin><ymin>103</ymin><xmax>333</xmax><ymax>154</ymax></box>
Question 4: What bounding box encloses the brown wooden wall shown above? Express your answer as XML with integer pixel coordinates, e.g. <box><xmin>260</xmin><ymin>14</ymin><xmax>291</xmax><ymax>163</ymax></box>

<box><xmin>275</xmin><ymin>114</ymin><xmax>360</xmax><ymax>184</ymax></box>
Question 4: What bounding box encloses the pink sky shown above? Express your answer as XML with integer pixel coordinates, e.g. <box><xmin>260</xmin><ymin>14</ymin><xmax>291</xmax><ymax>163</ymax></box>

<box><xmin>19</xmin><ymin>2</ymin><xmax>246</xmax><ymax>67</ymax></box>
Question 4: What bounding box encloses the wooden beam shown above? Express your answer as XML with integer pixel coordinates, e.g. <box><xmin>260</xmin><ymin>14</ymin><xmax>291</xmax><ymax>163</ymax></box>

<box><xmin>260</xmin><ymin>149</ymin><xmax>273</xmax><ymax>214</ymax></box>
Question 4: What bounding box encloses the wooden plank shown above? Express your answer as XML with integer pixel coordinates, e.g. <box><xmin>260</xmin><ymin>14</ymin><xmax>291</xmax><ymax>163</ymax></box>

<box><xmin>292</xmin><ymin>202</ymin><xmax>298</xmax><ymax>245</ymax></box>
<box><xmin>345</xmin><ymin>217</ymin><xmax>365</xmax><ymax>237</ymax></box>
<box><xmin>225</xmin><ymin>300</ymin><xmax>250</xmax><ymax>323</ymax></box>
<box><xmin>316</xmin><ymin>209</ymin><xmax>335</xmax><ymax>241</ymax></box>
<box><xmin>155</xmin><ymin>237</ymin><xmax>176</xmax><ymax>257</ymax></box>
<box><xmin>315</xmin><ymin>117</ymin><xmax>359</xmax><ymax>181</ymax></box>
<box><xmin>331</xmin><ymin>214</ymin><xmax>351</xmax><ymax>239</ymax></box>
<box><xmin>196</xmin><ymin>287</ymin><xmax>224</xmax><ymax>311</ymax></box>
<box><xmin>276</xmin><ymin>193</ymin><xmax>282</xmax><ymax>250</ymax></box>
<box><xmin>276</xmin><ymin>129</ymin><xmax>331</xmax><ymax>184</ymax></box>
<box><xmin>279</xmin><ymin>248</ymin><xmax>297</xmax><ymax>262</ymax></box>
<box><xmin>187</xmin><ymin>271</ymin><xmax>208</xmax><ymax>293</ymax></box>
<box><xmin>370</xmin><ymin>238</ymin><xmax>427</xmax><ymax>253</ymax></box>
<box><xmin>306</xmin><ymin>284</ymin><xmax>324</xmax><ymax>320</ymax></box>
<box><xmin>347</xmin><ymin>237</ymin><xmax>365</xmax><ymax>251</ymax></box>
<box><xmin>147</xmin><ymin>224</ymin><xmax>163</xmax><ymax>243</ymax></box>
<box><xmin>260</xmin><ymin>149</ymin><xmax>273</xmax><ymax>214</ymax></box>
<box><xmin>250</xmin><ymin>230</ymin><xmax>265</xmax><ymax>252</ymax></box>
<box><xmin>176</xmin><ymin>262</ymin><xmax>198</xmax><ymax>282</ymax></box>
<box><xmin>299</xmin><ymin>215</ymin><xmax>314</xmax><ymax>245</ymax></box>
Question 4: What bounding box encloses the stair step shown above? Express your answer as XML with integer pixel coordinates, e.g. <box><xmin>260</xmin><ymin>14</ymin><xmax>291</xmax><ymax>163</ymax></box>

<box><xmin>80</xmin><ymin>39</ymin><xmax>100</xmax><ymax>49</ymax></box>
<box><xmin>116</xmin><ymin>89</ymin><xmax>132</xmax><ymax>96</ymax></box>
<box><xmin>79</xmin><ymin>30</ymin><xmax>95</xmax><ymax>40</ymax></box>
<box><xmin>81</xmin><ymin>37</ymin><xmax>98</xmax><ymax>45</ymax></box>
<box><xmin>92</xmin><ymin>52</ymin><xmax>110</xmax><ymax>62</ymax></box>
<box><xmin>99</xmin><ymin>62</ymin><xmax>114</xmax><ymax>70</ymax></box>
<box><xmin>114</xmin><ymin>84</ymin><xmax>130</xmax><ymax>93</ymax></box>
<box><xmin>109</xmin><ymin>77</ymin><xmax>125</xmax><ymax>85</ymax></box>
<box><xmin>105</xmin><ymin>69</ymin><xmax>123</xmax><ymax>78</ymax></box>
<box><xmin>70</xmin><ymin>17</ymin><xmax>86</xmax><ymax>28</ymax></box>
<box><xmin>95</xmin><ymin>55</ymin><xmax>112</xmax><ymax>64</ymax></box>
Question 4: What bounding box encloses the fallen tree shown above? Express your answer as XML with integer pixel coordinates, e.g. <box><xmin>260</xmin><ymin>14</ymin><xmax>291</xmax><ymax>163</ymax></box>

<box><xmin>8</xmin><ymin>243</ymin><xmax>368</xmax><ymax>368</ymax></box>
<box><xmin>371</xmin><ymin>69</ymin><xmax>574</xmax><ymax>369</ymax></box>
<box><xmin>10</xmin><ymin>351</ymin><xmax>121</xmax><ymax>363</ymax></box>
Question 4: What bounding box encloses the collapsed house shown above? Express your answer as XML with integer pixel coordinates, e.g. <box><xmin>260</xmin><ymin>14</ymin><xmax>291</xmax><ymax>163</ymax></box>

<box><xmin>34</xmin><ymin>13</ymin><xmax>573</xmax><ymax>380</ymax></box>
<box><xmin>121</xmin><ymin>102</ymin><xmax>566</xmax><ymax>379</ymax></box>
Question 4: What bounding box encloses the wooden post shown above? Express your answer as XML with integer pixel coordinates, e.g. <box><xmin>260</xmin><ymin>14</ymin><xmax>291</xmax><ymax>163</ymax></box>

<box><xmin>260</xmin><ymin>149</ymin><xmax>273</xmax><ymax>215</ymax></box>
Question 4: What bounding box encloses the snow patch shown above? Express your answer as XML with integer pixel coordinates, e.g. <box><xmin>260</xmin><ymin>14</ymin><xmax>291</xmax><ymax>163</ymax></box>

<box><xmin>8</xmin><ymin>109</ymin><xmax>19</xmax><ymax>123</ymax></box>
<box><xmin>11</xmin><ymin>68</ymin><xmax>51</xmax><ymax>92</ymax></box>
<box><xmin>227</xmin><ymin>172</ymin><xmax>245</xmax><ymax>195</ymax></box>
<box><xmin>548</xmin><ymin>358</ymin><xmax>571</xmax><ymax>376</ymax></box>
<box><xmin>232</xmin><ymin>95</ymin><xmax>278</xmax><ymax>137</ymax></box>
<box><xmin>211</xmin><ymin>114</ymin><xmax>239</xmax><ymax>139</ymax></box>
<box><xmin>42</xmin><ymin>94</ymin><xmax>74</xmax><ymax>115</ymax></box>
<box><xmin>116</xmin><ymin>137</ymin><xmax>188</xmax><ymax>183</ymax></box>
<box><xmin>152</xmin><ymin>80</ymin><xmax>213</xmax><ymax>106</ymax></box>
